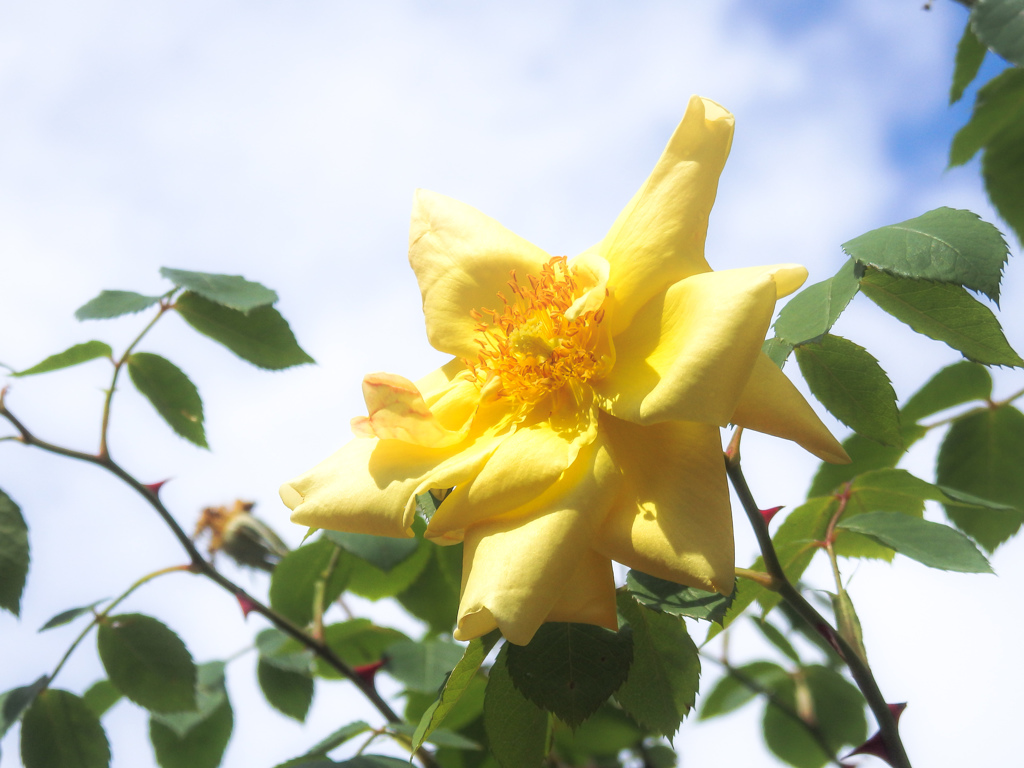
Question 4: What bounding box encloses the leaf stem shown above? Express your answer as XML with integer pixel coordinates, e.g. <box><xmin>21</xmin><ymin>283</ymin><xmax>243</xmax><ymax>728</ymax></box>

<box><xmin>725</xmin><ymin>441</ymin><xmax>911</xmax><ymax>768</ymax></box>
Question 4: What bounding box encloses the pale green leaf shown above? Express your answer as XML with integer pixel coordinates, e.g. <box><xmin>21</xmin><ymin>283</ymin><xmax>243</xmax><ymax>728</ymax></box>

<box><xmin>13</xmin><ymin>341</ymin><xmax>112</xmax><ymax>377</ymax></box>
<box><xmin>160</xmin><ymin>267</ymin><xmax>277</xmax><ymax>312</ymax></box>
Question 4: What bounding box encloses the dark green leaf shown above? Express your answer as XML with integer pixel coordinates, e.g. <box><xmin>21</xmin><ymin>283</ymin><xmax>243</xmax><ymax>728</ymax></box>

<box><xmin>13</xmin><ymin>341</ymin><xmax>112</xmax><ymax>377</ymax></box>
<box><xmin>762</xmin><ymin>666</ymin><xmax>866</xmax><ymax>768</ymax></box>
<box><xmin>981</xmin><ymin>96</ymin><xmax>1024</xmax><ymax>247</ymax></box>
<box><xmin>837</xmin><ymin>511</ymin><xmax>993</xmax><ymax>572</ymax></box>
<box><xmin>0</xmin><ymin>489</ymin><xmax>29</xmax><ymax>617</ymax></box>
<box><xmin>842</xmin><ymin>207</ymin><xmax>1008</xmax><ymax>303</ymax></box>
<box><xmin>484</xmin><ymin>646</ymin><xmax>548</xmax><ymax>768</ymax></box>
<box><xmin>160</xmin><ymin>267</ymin><xmax>278</xmax><ymax>312</ymax></box>
<box><xmin>626</xmin><ymin>570</ymin><xmax>733</xmax><ymax>623</ymax></box>
<box><xmin>951</xmin><ymin>21</ymin><xmax>988</xmax><ymax>103</ymax></box>
<box><xmin>39</xmin><ymin>599</ymin><xmax>107</xmax><ymax>632</ymax></box>
<box><xmin>345</xmin><ymin>537</ymin><xmax>431</xmax><ymax>600</ymax></box>
<box><xmin>859</xmin><ymin>270</ymin><xmax>1022</xmax><ymax>366</ymax></box>
<box><xmin>384</xmin><ymin>638</ymin><xmax>465</xmax><ymax>694</ymax></box>
<box><xmin>773</xmin><ymin>259</ymin><xmax>860</xmax><ymax>346</ymax></box>
<box><xmin>698</xmin><ymin>661</ymin><xmax>788</xmax><ymax>719</ymax></box>
<box><xmin>412</xmin><ymin>633</ymin><xmax>499</xmax><ymax>752</ymax></box>
<box><xmin>75</xmin><ymin>291</ymin><xmax>162</xmax><ymax>320</ymax></box>
<box><xmin>20</xmin><ymin>689</ymin><xmax>110</xmax><ymax>768</ymax></box>
<box><xmin>1</xmin><ymin>676</ymin><xmax>49</xmax><ymax>738</ymax></box>
<box><xmin>81</xmin><ymin>681</ymin><xmax>121</xmax><ymax>719</ymax></box>
<box><xmin>505</xmin><ymin>622</ymin><xmax>633</xmax><ymax>728</ymax></box>
<box><xmin>552</xmin><ymin>703</ymin><xmax>643</xmax><ymax>761</ymax></box>
<box><xmin>336</xmin><ymin>757</ymin><xmax>418</xmax><ymax>768</ymax></box>
<box><xmin>972</xmin><ymin>0</ymin><xmax>1024</xmax><ymax>66</ymax></box>
<box><xmin>257</xmin><ymin>659</ymin><xmax>313</xmax><ymax>722</ymax></box>
<box><xmin>900</xmin><ymin>361</ymin><xmax>993</xmax><ymax>423</ymax></box>
<box><xmin>269</xmin><ymin>538</ymin><xmax>350</xmax><ymax>627</ymax></box>
<box><xmin>390</xmin><ymin>722</ymin><xmax>480</xmax><ymax>750</ymax></box>
<box><xmin>149</xmin><ymin>663</ymin><xmax>232</xmax><ymax>768</ymax></box>
<box><xmin>415</xmin><ymin>490</ymin><xmax>447</xmax><ymax>521</ymax></box>
<box><xmin>807</xmin><ymin>424</ymin><xmax>926</xmax><ymax>499</ymax></box>
<box><xmin>175</xmin><ymin>292</ymin><xmax>313</xmax><ymax>370</ymax></box>
<box><xmin>795</xmin><ymin>334</ymin><xmax>902</xmax><ymax>447</ymax></box>
<box><xmin>126</xmin><ymin>352</ymin><xmax>207</xmax><ymax>447</ymax></box>
<box><xmin>288</xmin><ymin>720</ymin><xmax>371</xmax><ymax>762</ymax></box>
<box><xmin>316</xmin><ymin>620</ymin><xmax>409</xmax><ymax>679</ymax></box>
<box><xmin>322</xmin><ymin>530</ymin><xmax>418</xmax><ymax>572</ymax></box>
<box><xmin>397</xmin><ymin>545</ymin><xmax>461</xmax><ymax>635</ymax></box>
<box><xmin>96</xmin><ymin>613</ymin><xmax>197</xmax><ymax>713</ymax></box>
<box><xmin>643</xmin><ymin>744</ymin><xmax>678</xmax><ymax>768</ymax></box>
<box><xmin>762</xmin><ymin>337</ymin><xmax>794</xmax><ymax>369</ymax></box>
<box><xmin>950</xmin><ymin>68</ymin><xmax>1024</xmax><ymax>166</ymax></box>
<box><xmin>937</xmin><ymin>405</ymin><xmax>1024</xmax><ymax>551</ymax></box>
<box><xmin>407</xmin><ymin>675</ymin><xmax>488</xmax><ymax>736</ymax></box>
<box><xmin>256</xmin><ymin>628</ymin><xmax>315</xmax><ymax>674</ymax></box>
<box><xmin>614</xmin><ymin>594</ymin><xmax>698</xmax><ymax>736</ymax></box>
<box><xmin>751</xmin><ymin>618</ymin><xmax>801</xmax><ymax>663</ymax></box>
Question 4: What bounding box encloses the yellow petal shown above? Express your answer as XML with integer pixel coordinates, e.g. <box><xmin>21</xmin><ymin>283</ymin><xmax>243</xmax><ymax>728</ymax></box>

<box><xmin>600</xmin><ymin>96</ymin><xmax>735</xmax><ymax>336</ymax></box>
<box><xmin>543</xmin><ymin>549</ymin><xmax>618</xmax><ymax>629</ymax></box>
<box><xmin>731</xmin><ymin>353</ymin><xmax>851</xmax><ymax>463</ymax></box>
<box><xmin>280</xmin><ymin>429</ymin><xmax>503</xmax><ymax>538</ymax></box>
<box><xmin>453</xmin><ymin>440</ymin><xmax>620</xmax><ymax>645</ymax></box>
<box><xmin>351</xmin><ymin>372</ymin><xmax>478</xmax><ymax>447</ymax></box>
<box><xmin>593</xmin><ymin>413</ymin><xmax>734</xmax><ymax>594</ymax></box>
<box><xmin>426</xmin><ymin>388</ymin><xmax>600</xmax><ymax>540</ymax></box>
<box><xmin>595</xmin><ymin>264</ymin><xmax>807</xmax><ymax>427</ymax></box>
<box><xmin>409</xmin><ymin>189</ymin><xmax>552</xmax><ymax>358</ymax></box>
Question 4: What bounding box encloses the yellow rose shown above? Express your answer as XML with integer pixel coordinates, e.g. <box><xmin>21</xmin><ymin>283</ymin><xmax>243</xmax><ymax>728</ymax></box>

<box><xmin>281</xmin><ymin>95</ymin><xmax>848</xmax><ymax>646</ymax></box>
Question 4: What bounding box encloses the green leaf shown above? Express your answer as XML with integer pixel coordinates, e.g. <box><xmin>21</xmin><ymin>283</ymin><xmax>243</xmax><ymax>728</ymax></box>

<box><xmin>397</xmin><ymin>545</ymin><xmax>461</xmax><ymax>635</ymax></box>
<box><xmin>981</xmin><ymin>96</ymin><xmax>1024</xmax><ymax>247</ymax></box>
<box><xmin>937</xmin><ymin>405</ymin><xmax>1024</xmax><ymax>551</ymax></box>
<box><xmin>39</xmin><ymin>599</ymin><xmax>108</xmax><ymax>632</ymax></box>
<box><xmin>336</xmin><ymin>757</ymin><xmax>418</xmax><ymax>768</ymax></box>
<box><xmin>13</xmin><ymin>341</ymin><xmax>112</xmax><ymax>377</ymax></box>
<box><xmin>837</xmin><ymin>511</ymin><xmax>993</xmax><ymax>573</ymax></box>
<box><xmin>751</xmin><ymin>618</ymin><xmax>801</xmax><ymax>663</ymax></box>
<box><xmin>900</xmin><ymin>361</ymin><xmax>993</xmax><ymax>423</ymax></box>
<box><xmin>75</xmin><ymin>291</ymin><xmax>162</xmax><ymax>320</ymax></box>
<box><xmin>257</xmin><ymin>660</ymin><xmax>313</xmax><ymax>722</ymax></box>
<box><xmin>698</xmin><ymin>661</ymin><xmax>788</xmax><ymax>719</ymax></box>
<box><xmin>830</xmin><ymin>591</ymin><xmax>868</xmax><ymax>665</ymax></box>
<box><xmin>96</xmin><ymin>613</ymin><xmax>197</xmax><ymax>713</ymax></box>
<box><xmin>625</xmin><ymin>570</ymin><xmax>732</xmax><ymax>623</ymax></box>
<box><xmin>950</xmin><ymin>68</ymin><xmax>1024</xmax><ymax>166</ymax></box>
<box><xmin>174</xmin><ymin>292</ymin><xmax>313</xmax><ymax>370</ymax></box>
<box><xmin>484</xmin><ymin>646</ymin><xmax>549</xmax><ymax>768</ymax></box>
<box><xmin>20</xmin><ymin>689</ymin><xmax>110</xmax><ymax>768</ymax></box>
<box><xmin>762</xmin><ymin>666</ymin><xmax>867</xmax><ymax>768</ymax></box>
<box><xmin>859</xmin><ymin>270</ymin><xmax>1023</xmax><ymax>367</ymax></box>
<box><xmin>951</xmin><ymin>21</ymin><xmax>989</xmax><ymax>103</ymax></box>
<box><xmin>505</xmin><ymin>622</ymin><xmax>633</xmax><ymax>728</ymax></box>
<box><xmin>762</xmin><ymin>337</ymin><xmax>794</xmax><ymax>369</ymax></box>
<box><xmin>806</xmin><ymin>424</ymin><xmax>926</xmax><ymax>499</ymax></box>
<box><xmin>256</xmin><ymin>628</ymin><xmax>315</xmax><ymax>674</ymax></box>
<box><xmin>286</xmin><ymin>720</ymin><xmax>371</xmax><ymax>763</ymax></box>
<box><xmin>384</xmin><ymin>638</ymin><xmax>465</xmax><ymax>694</ymax></box>
<box><xmin>1</xmin><ymin>676</ymin><xmax>49</xmax><ymax>738</ymax></box>
<box><xmin>322</xmin><ymin>530</ymin><xmax>419</xmax><ymax>572</ymax></box>
<box><xmin>81</xmin><ymin>681</ymin><xmax>121</xmax><ymax>719</ymax></box>
<box><xmin>126</xmin><ymin>353</ymin><xmax>207</xmax><ymax>447</ymax></box>
<box><xmin>0</xmin><ymin>489</ymin><xmax>29</xmax><ymax>617</ymax></box>
<box><xmin>614</xmin><ymin>594</ymin><xmax>699</xmax><ymax>736</ymax></box>
<box><xmin>773</xmin><ymin>259</ymin><xmax>860</xmax><ymax>346</ymax></box>
<box><xmin>149</xmin><ymin>663</ymin><xmax>232</xmax><ymax>768</ymax></box>
<box><xmin>160</xmin><ymin>267</ymin><xmax>278</xmax><ymax>312</ymax></box>
<box><xmin>795</xmin><ymin>334</ymin><xmax>902</xmax><ymax>448</ymax></box>
<box><xmin>269</xmin><ymin>538</ymin><xmax>350</xmax><ymax>627</ymax></box>
<box><xmin>407</xmin><ymin>676</ymin><xmax>488</xmax><ymax>737</ymax></box>
<box><xmin>843</xmin><ymin>207</ymin><xmax>1009</xmax><ymax>303</ymax></box>
<box><xmin>345</xmin><ymin>535</ymin><xmax>431</xmax><ymax>600</ymax></box>
<box><xmin>412</xmin><ymin>633</ymin><xmax>499</xmax><ymax>752</ymax></box>
<box><xmin>972</xmin><ymin>0</ymin><xmax>1024</xmax><ymax>66</ymax></box>
<box><xmin>390</xmin><ymin>722</ymin><xmax>480</xmax><ymax>751</ymax></box>
<box><xmin>552</xmin><ymin>703</ymin><xmax>643</xmax><ymax>761</ymax></box>
<box><xmin>315</xmin><ymin>620</ymin><xmax>409</xmax><ymax>679</ymax></box>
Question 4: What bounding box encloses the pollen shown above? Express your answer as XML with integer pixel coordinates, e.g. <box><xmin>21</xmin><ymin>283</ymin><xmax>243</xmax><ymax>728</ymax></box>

<box><xmin>465</xmin><ymin>256</ymin><xmax>605</xmax><ymax>415</ymax></box>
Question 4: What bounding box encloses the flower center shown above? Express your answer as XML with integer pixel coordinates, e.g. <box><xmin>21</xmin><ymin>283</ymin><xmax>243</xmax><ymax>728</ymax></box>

<box><xmin>466</xmin><ymin>256</ymin><xmax>605</xmax><ymax>414</ymax></box>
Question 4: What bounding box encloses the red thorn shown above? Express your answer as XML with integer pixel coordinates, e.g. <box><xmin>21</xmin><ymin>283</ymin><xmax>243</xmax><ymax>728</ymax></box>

<box><xmin>844</xmin><ymin>703</ymin><xmax>907</xmax><ymax>765</ymax></box>
<box><xmin>143</xmin><ymin>479</ymin><xmax>170</xmax><ymax>496</ymax></box>
<box><xmin>760</xmin><ymin>506</ymin><xmax>783</xmax><ymax>525</ymax></box>
<box><xmin>235</xmin><ymin>593</ymin><xmax>257</xmax><ymax>618</ymax></box>
<box><xmin>352</xmin><ymin>658</ymin><xmax>387</xmax><ymax>686</ymax></box>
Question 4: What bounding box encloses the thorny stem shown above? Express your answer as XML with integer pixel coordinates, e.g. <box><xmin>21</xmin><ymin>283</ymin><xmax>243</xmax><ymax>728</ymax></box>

<box><xmin>725</xmin><ymin>440</ymin><xmax>912</xmax><ymax>768</ymax></box>
<box><xmin>701</xmin><ymin>654</ymin><xmax>848</xmax><ymax>768</ymax></box>
<box><xmin>0</xmin><ymin>389</ymin><xmax>440</xmax><ymax>768</ymax></box>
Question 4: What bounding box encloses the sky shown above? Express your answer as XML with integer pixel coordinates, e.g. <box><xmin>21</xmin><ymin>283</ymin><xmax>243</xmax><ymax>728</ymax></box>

<box><xmin>1</xmin><ymin>1</ymin><xmax>1022</xmax><ymax>766</ymax></box>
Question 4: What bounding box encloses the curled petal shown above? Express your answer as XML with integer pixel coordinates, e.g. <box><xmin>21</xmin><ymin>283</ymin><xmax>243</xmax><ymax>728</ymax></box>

<box><xmin>454</xmin><ymin>440</ymin><xmax>620</xmax><ymax>645</ymax></box>
<box><xmin>409</xmin><ymin>189</ymin><xmax>551</xmax><ymax>358</ymax></box>
<box><xmin>351</xmin><ymin>372</ymin><xmax>478</xmax><ymax>447</ymax></box>
<box><xmin>594</xmin><ymin>413</ymin><xmax>734</xmax><ymax>594</ymax></box>
<box><xmin>601</xmin><ymin>96</ymin><xmax>735</xmax><ymax>336</ymax></box>
<box><xmin>731</xmin><ymin>353</ymin><xmax>851</xmax><ymax>464</ymax></box>
<box><xmin>595</xmin><ymin>264</ymin><xmax>807</xmax><ymax>427</ymax></box>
